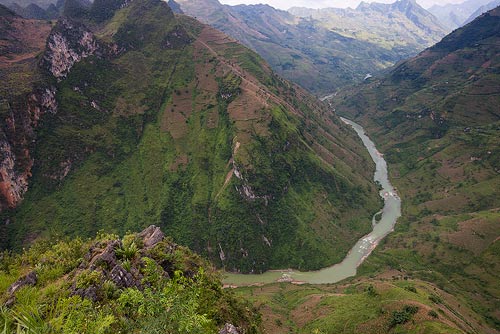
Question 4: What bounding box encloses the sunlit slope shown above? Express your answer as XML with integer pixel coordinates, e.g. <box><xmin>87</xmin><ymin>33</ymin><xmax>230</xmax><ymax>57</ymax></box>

<box><xmin>334</xmin><ymin>7</ymin><xmax>500</xmax><ymax>330</ymax></box>
<box><xmin>1</xmin><ymin>0</ymin><xmax>381</xmax><ymax>274</ymax></box>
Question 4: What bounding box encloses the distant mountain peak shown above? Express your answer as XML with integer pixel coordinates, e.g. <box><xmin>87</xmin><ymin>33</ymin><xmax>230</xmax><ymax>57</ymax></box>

<box><xmin>0</xmin><ymin>3</ymin><xmax>17</xmax><ymax>16</ymax></box>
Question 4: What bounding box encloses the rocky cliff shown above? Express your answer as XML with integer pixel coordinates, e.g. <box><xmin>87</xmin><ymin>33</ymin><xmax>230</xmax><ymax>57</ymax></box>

<box><xmin>0</xmin><ymin>7</ymin><xmax>54</xmax><ymax>211</ymax></box>
<box><xmin>0</xmin><ymin>87</ymin><xmax>57</xmax><ymax>211</ymax></box>
<box><xmin>1</xmin><ymin>225</ymin><xmax>261</xmax><ymax>333</ymax></box>
<box><xmin>0</xmin><ymin>11</ymin><xmax>111</xmax><ymax>212</ymax></box>
<box><xmin>43</xmin><ymin>18</ymin><xmax>101</xmax><ymax>79</ymax></box>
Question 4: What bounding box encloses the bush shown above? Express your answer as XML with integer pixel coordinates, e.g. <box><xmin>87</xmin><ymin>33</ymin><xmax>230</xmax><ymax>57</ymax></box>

<box><xmin>428</xmin><ymin>310</ymin><xmax>439</xmax><ymax>318</ymax></box>
<box><xmin>404</xmin><ymin>286</ymin><xmax>417</xmax><ymax>293</ymax></box>
<box><xmin>389</xmin><ymin>305</ymin><xmax>419</xmax><ymax>328</ymax></box>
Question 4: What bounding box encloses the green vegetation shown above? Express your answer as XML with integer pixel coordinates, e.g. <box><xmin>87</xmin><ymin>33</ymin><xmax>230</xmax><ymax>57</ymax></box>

<box><xmin>0</xmin><ymin>227</ymin><xmax>260</xmax><ymax>333</ymax></box>
<box><xmin>233</xmin><ymin>278</ymin><xmax>473</xmax><ymax>334</ymax></box>
<box><xmin>335</xmin><ymin>7</ymin><xmax>500</xmax><ymax>331</ymax></box>
<box><xmin>1</xmin><ymin>0</ymin><xmax>381</xmax><ymax>274</ymax></box>
<box><xmin>176</xmin><ymin>0</ymin><xmax>446</xmax><ymax>95</ymax></box>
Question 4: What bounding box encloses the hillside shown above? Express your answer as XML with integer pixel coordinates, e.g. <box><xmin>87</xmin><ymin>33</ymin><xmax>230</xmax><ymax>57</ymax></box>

<box><xmin>464</xmin><ymin>0</ymin><xmax>500</xmax><ymax>25</ymax></box>
<box><xmin>0</xmin><ymin>226</ymin><xmax>261</xmax><ymax>333</ymax></box>
<box><xmin>428</xmin><ymin>0</ymin><xmax>493</xmax><ymax>30</ymax></box>
<box><xmin>290</xmin><ymin>0</ymin><xmax>447</xmax><ymax>53</ymax></box>
<box><xmin>175</xmin><ymin>0</ymin><xmax>445</xmax><ymax>96</ymax></box>
<box><xmin>235</xmin><ymin>275</ymin><xmax>492</xmax><ymax>334</ymax></box>
<box><xmin>0</xmin><ymin>0</ymin><xmax>382</xmax><ymax>274</ymax></box>
<box><xmin>333</xmin><ymin>7</ymin><xmax>500</xmax><ymax>330</ymax></box>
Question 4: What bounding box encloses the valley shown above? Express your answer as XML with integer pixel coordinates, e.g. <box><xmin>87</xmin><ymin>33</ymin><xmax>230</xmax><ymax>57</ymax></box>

<box><xmin>224</xmin><ymin>117</ymin><xmax>402</xmax><ymax>286</ymax></box>
<box><xmin>0</xmin><ymin>0</ymin><xmax>499</xmax><ymax>333</ymax></box>
<box><xmin>0</xmin><ymin>0</ymin><xmax>382</xmax><ymax>275</ymax></box>
<box><xmin>175</xmin><ymin>0</ymin><xmax>447</xmax><ymax>95</ymax></box>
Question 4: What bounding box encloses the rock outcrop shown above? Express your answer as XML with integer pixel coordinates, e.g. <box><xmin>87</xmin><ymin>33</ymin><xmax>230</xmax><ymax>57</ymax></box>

<box><xmin>219</xmin><ymin>323</ymin><xmax>241</xmax><ymax>334</ymax></box>
<box><xmin>7</xmin><ymin>271</ymin><xmax>37</xmax><ymax>295</ymax></box>
<box><xmin>43</xmin><ymin>18</ymin><xmax>101</xmax><ymax>79</ymax></box>
<box><xmin>0</xmin><ymin>87</ymin><xmax>57</xmax><ymax>211</ymax></box>
<box><xmin>0</xmin><ymin>15</ymin><xmax>113</xmax><ymax>212</ymax></box>
<box><xmin>71</xmin><ymin>225</ymin><xmax>181</xmax><ymax>302</ymax></box>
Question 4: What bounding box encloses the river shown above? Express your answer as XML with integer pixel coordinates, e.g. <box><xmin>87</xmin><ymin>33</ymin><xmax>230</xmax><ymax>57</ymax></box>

<box><xmin>223</xmin><ymin>117</ymin><xmax>401</xmax><ymax>285</ymax></box>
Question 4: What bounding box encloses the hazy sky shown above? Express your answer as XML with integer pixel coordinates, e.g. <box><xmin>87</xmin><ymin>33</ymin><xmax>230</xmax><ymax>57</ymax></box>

<box><xmin>219</xmin><ymin>0</ymin><xmax>466</xmax><ymax>10</ymax></box>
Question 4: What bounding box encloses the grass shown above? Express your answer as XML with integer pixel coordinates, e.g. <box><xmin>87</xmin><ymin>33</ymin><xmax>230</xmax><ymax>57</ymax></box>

<box><xmin>0</xmin><ymin>229</ymin><xmax>261</xmax><ymax>334</ymax></box>
<box><xmin>234</xmin><ymin>277</ymin><xmax>475</xmax><ymax>334</ymax></box>
<box><xmin>2</xmin><ymin>0</ymin><xmax>382</xmax><ymax>275</ymax></box>
<box><xmin>333</xmin><ymin>14</ymin><xmax>500</xmax><ymax>329</ymax></box>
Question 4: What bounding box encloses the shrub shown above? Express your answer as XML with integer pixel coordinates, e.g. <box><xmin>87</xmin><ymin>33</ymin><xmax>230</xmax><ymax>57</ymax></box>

<box><xmin>428</xmin><ymin>310</ymin><xmax>439</xmax><ymax>318</ymax></box>
<box><xmin>75</xmin><ymin>270</ymin><xmax>103</xmax><ymax>289</ymax></box>
<box><xmin>404</xmin><ymin>285</ymin><xmax>417</xmax><ymax>293</ymax></box>
<box><xmin>389</xmin><ymin>304</ymin><xmax>419</xmax><ymax>328</ymax></box>
<box><xmin>116</xmin><ymin>242</ymin><xmax>138</xmax><ymax>260</ymax></box>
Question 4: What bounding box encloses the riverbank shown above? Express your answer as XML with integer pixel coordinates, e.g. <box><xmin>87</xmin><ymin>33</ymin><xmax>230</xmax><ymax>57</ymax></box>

<box><xmin>223</xmin><ymin>118</ymin><xmax>401</xmax><ymax>286</ymax></box>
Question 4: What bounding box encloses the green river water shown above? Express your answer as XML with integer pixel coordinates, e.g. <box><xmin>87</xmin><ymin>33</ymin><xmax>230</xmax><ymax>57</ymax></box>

<box><xmin>223</xmin><ymin>118</ymin><xmax>401</xmax><ymax>285</ymax></box>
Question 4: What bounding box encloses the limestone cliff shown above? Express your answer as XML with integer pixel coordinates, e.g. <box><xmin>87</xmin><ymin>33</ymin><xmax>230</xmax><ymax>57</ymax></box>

<box><xmin>0</xmin><ymin>13</ymin><xmax>105</xmax><ymax>211</ymax></box>
<box><xmin>43</xmin><ymin>18</ymin><xmax>101</xmax><ymax>79</ymax></box>
<box><xmin>0</xmin><ymin>88</ymin><xmax>57</xmax><ymax>211</ymax></box>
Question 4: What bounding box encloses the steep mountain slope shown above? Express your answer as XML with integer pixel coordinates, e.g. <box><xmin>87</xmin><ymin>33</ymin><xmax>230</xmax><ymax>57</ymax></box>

<box><xmin>0</xmin><ymin>0</ymin><xmax>382</xmax><ymax>274</ymax></box>
<box><xmin>0</xmin><ymin>5</ymin><xmax>54</xmax><ymax>211</ymax></box>
<box><xmin>237</xmin><ymin>277</ymin><xmax>490</xmax><ymax>334</ymax></box>
<box><xmin>428</xmin><ymin>0</ymin><xmax>493</xmax><ymax>30</ymax></box>
<box><xmin>464</xmin><ymin>0</ymin><xmax>500</xmax><ymax>25</ymax></box>
<box><xmin>333</xmin><ymin>7</ymin><xmax>500</xmax><ymax>330</ymax></box>
<box><xmin>0</xmin><ymin>226</ymin><xmax>261</xmax><ymax>333</ymax></box>
<box><xmin>290</xmin><ymin>0</ymin><xmax>447</xmax><ymax>51</ymax></box>
<box><xmin>176</xmin><ymin>0</ymin><xmax>445</xmax><ymax>95</ymax></box>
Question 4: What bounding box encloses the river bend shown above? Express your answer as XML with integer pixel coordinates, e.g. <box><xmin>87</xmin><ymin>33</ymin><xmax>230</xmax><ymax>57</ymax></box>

<box><xmin>223</xmin><ymin>118</ymin><xmax>401</xmax><ymax>285</ymax></box>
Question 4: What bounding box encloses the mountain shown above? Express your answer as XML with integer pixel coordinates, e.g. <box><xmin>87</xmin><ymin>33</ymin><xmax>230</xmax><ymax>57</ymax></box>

<box><xmin>464</xmin><ymin>0</ymin><xmax>500</xmax><ymax>25</ymax></box>
<box><xmin>176</xmin><ymin>0</ymin><xmax>446</xmax><ymax>96</ymax></box>
<box><xmin>0</xmin><ymin>0</ymin><xmax>382</xmax><ymax>275</ymax></box>
<box><xmin>428</xmin><ymin>0</ymin><xmax>493</xmax><ymax>30</ymax></box>
<box><xmin>240</xmin><ymin>278</ymin><xmax>490</xmax><ymax>333</ymax></box>
<box><xmin>0</xmin><ymin>0</ymin><xmax>57</xmax><ymax>11</ymax></box>
<box><xmin>0</xmin><ymin>4</ymin><xmax>54</xmax><ymax>211</ymax></box>
<box><xmin>0</xmin><ymin>225</ymin><xmax>261</xmax><ymax>333</ymax></box>
<box><xmin>289</xmin><ymin>0</ymin><xmax>447</xmax><ymax>52</ymax></box>
<box><xmin>333</xmin><ymin>7</ymin><xmax>500</xmax><ymax>330</ymax></box>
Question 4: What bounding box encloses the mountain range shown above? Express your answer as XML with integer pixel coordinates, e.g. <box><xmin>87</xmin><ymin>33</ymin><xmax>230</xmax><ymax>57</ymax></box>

<box><xmin>428</xmin><ymin>0</ymin><xmax>496</xmax><ymax>30</ymax></box>
<box><xmin>0</xmin><ymin>0</ymin><xmax>499</xmax><ymax>332</ymax></box>
<box><xmin>333</xmin><ymin>6</ymin><xmax>500</xmax><ymax>330</ymax></box>
<box><xmin>463</xmin><ymin>0</ymin><xmax>500</xmax><ymax>25</ymax></box>
<box><xmin>0</xmin><ymin>0</ymin><xmax>382</xmax><ymax>275</ymax></box>
<box><xmin>175</xmin><ymin>0</ymin><xmax>447</xmax><ymax>95</ymax></box>
<box><xmin>289</xmin><ymin>0</ymin><xmax>446</xmax><ymax>44</ymax></box>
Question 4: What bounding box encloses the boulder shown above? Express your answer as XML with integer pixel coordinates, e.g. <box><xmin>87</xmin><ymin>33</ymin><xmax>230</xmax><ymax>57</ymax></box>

<box><xmin>219</xmin><ymin>323</ymin><xmax>240</xmax><ymax>334</ymax></box>
<box><xmin>7</xmin><ymin>270</ymin><xmax>37</xmax><ymax>294</ymax></box>
<box><xmin>139</xmin><ymin>225</ymin><xmax>165</xmax><ymax>248</ymax></box>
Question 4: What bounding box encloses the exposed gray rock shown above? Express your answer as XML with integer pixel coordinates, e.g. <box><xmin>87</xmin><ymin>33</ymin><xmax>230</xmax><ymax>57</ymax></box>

<box><xmin>139</xmin><ymin>225</ymin><xmax>165</xmax><ymax>248</ymax></box>
<box><xmin>88</xmin><ymin>240</ymin><xmax>120</xmax><ymax>270</ymax></box>
<box><xmin>7</xmin><ymin>271</ymin><xmax>37</xmax><ymax>294</ymax></box>
<box><xmin>110</xmin><ymin>264</ymin><xmax>136</xmax><ymax>288</ymax></box>
<box><xmin>43</xmin><ymin>18</ymin><xmax>99</xmax><ymax>79</ymax></box>
<box><xmin>219</xmin><ymin>323</ymin><xmax>240</xmax><ymax>334</ymax></box>
<box><xmin>74</xmin><ymin>286</ymin><xmax>99</xmax><ymax>302</ymax></box>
